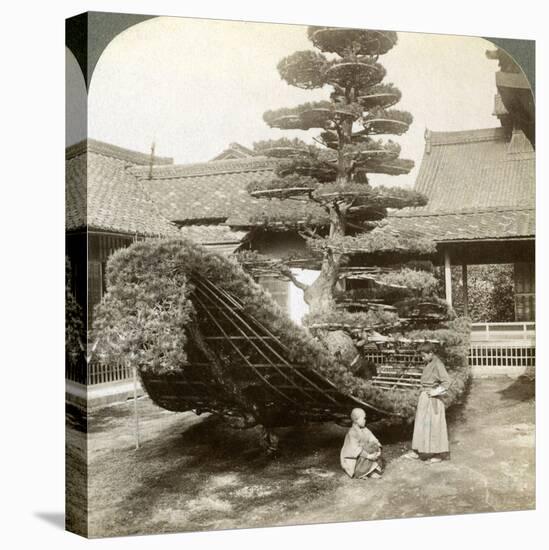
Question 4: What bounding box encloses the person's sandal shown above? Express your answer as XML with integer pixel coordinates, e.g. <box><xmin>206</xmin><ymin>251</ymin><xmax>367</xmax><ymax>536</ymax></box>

<box><xmin>403</xmin><ymin>451</ymin><xmax>419</xmax><ymax>460</ymax></box>
<box><xmin>429</xmin><ymin>457</ymin><xmax>442</xmax><ymax>464</ymax></box>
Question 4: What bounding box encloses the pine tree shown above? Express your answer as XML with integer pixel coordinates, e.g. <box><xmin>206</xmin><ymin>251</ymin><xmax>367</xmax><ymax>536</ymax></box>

<box><xmin>245</xmin><ymin>27</ymin><xmax>436</xmax><ymax>349</ymax></box>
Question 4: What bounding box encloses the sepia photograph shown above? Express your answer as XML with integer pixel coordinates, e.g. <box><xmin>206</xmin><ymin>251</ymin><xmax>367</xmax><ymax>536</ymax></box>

<box><xmin>64</xmin><ymin>11</ymin><xmax>535</xmax><ymax>539</ymax></box>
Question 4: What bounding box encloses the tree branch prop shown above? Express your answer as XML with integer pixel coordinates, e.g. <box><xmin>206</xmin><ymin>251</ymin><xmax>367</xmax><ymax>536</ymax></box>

<box><xmin>236</xmin><ymin>250</ymin><xmax>310</xmax><ymax>291</ymax></box>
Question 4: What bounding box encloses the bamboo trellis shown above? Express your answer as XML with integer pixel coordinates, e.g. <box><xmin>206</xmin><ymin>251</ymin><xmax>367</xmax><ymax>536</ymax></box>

<box><xmin>367</xmin><ymin>345</ymin><xmax>425</xmax><ymax>392</ymax></box>
<box><xmin>141</xmin><ymin>273</ymin><xmax>391</xmax><ymax>427</ymax></box>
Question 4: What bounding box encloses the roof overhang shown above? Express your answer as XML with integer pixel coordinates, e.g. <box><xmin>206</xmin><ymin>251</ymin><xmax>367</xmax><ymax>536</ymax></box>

<box><xmin>436</xmin><ymin>236</ymin><xmax>534</xmax><ymax>244</ymax></box>
<box><xmin>434</xmin><ymin>238</ymin><xmax>535</xmax><ymax>265</ymax></box>
<box><xmin>496</xmin><ymin>71</ymin><xmax>535</xmax><ymax>146</ymax></box>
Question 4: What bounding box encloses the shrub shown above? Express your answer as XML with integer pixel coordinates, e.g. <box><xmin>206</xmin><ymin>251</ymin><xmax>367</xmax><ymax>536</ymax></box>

<box><xmin>66</xmin><ymin>257</ymin><xmax>85</xmax><ymax>367</ymax></box>
<box><xmin>92</xmin><ymin>241</ymin><xmax>193</xmax><ymax>372</ymax></box>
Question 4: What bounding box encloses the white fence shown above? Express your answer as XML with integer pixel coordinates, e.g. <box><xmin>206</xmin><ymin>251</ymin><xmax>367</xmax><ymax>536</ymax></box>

<box><xmin>469</xmin><ymin>344</ymin><xmax>535</xmax><ymax>368</ymax></box>
<box><xmin>469</xmin><ymin>322</ymin><xmax>535</xmax><ymax>374</ymax></box>
<box><xmin>66</xmin><ymin>356</ymin><xmax>133</xmax><ymax>386</ymax></box>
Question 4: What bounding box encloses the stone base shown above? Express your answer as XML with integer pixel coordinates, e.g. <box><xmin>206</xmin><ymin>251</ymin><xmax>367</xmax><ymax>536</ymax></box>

<box><xmin>66</xmin><ymin>379</ymin><xmax>144</xmax><ymax>410</ymax></box>
<box><xmin>472</xmin><ymin>365</ymin><xmax>531</xmax><ymax>378</ymax></box>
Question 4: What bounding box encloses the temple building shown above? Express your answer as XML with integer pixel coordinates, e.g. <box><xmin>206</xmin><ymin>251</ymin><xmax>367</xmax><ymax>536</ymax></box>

<box><xmin>387</xmin><ymin>125</ymin><xmax>534</xmax><ymax>372</ymax></box>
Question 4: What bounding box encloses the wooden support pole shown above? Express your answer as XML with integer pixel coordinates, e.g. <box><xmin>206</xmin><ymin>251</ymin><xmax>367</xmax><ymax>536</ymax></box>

<box><xmin>444</xmin><ymin>249</ymin><xmax>452</xmax><ymax>307</ymax></box>
<box><xmin>462</xmin><ymin>263</ymin><xmax>468</xmax><ymax>316</ymax></box>
<box><xmin>133</xmin><ymin>365</ymin><xmax>140</xmax><ymax>450</ymax></box>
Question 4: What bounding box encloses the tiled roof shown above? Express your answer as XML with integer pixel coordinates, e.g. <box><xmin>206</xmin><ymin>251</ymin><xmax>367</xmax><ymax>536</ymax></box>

<box><xmin>179</xmin><ymin>224</ymin><xmax>249</xmax><ymax>255</ymax></box>
<box><xmin>401</xmin><ymin>127</ymin><xmax>534</xmax><ymax>214</ymax></box>
<box><xmin>387</xmin><ymin>127</ymin><xmax>535</xmax><ymax>242</ymax></box>
<box><xmin>66</xmin><ymin>140</ymin><xmax>181</xmax><ymax>237</ymax></box>
<box><xmin>131</xmin><ymin>157</ymin><xmax>330</xmax><ymax>225</ymax></box>
<box><xmin>132</xmin><ymin>157</ymin><xmax>299</xmax><ymax>223</ymax></box>
<box><xmin>66</xmin><ymin>149</ymin><xmax>87</xmax><ymax>232</ymax></box>
<box><xmin>70</xmin><ymin>126</ymin><xmax>535</xmax><ymax>245</ymax></box>
<box><xmin>387</xmin><ymin>127</ymin><xmax>535</xmax><ymax>241</ymax></box>
<box><xmin>178</xmin><ymin>224</ymin><xmax>247</xmax><ymax>244</ymax></box>
<box><xmin>210</xmin><ymin>142</ymin><xmax>257</xmax><ymax>161</ymax></box>
<box><xmin>66</xmin><ymin>138</ymin><xmax>174</xmax><ymax>166</ymax></box>
<box><xmin>387</xmin><ymin>207</ymin><xmax>534</xmax><ymax>242</ymax></box>
<box><xmin>132</xmin><ymin>156</ymin><xmax>275</xmax><ymax>179</ymax></box>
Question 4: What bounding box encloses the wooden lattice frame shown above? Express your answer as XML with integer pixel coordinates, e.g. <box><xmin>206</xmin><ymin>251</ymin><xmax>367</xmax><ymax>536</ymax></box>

<box><xmin>365</xmin><ymin>340</ymin><xmax>438</xmax><ymax>392</ymax></box>
<box><xmin>141</xmin><ymin>273</ymin><xmax>392</xmax><ymax>427</ymax></box>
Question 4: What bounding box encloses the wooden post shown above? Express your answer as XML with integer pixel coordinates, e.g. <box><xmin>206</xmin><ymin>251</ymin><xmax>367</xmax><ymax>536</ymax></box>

<box><xmin>133</xmin><ymin>365</ymin><xmax>140</xmax><ymax>450</ymax></box>
<box><xmin>148</xmin><ymin>141</ymin><xmax>155</xmax><ymax>180</ymax></box>
<box><xmin>444</xmin><ymin>249</ymin><xmax>452</xmax><ymax>307</ymax></box>
<box><xmin>462</xmin><ymin>263</ymin><xmax>468</xmax><ymax>316</ymax></box>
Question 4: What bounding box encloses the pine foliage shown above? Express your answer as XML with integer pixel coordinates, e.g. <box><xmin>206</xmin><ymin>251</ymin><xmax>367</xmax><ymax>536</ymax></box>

<box><xmin>93</xmin><ymin>240</ymin><xmax>470</xmax><ymax>422</ymax></box>
<box><xmin>92</xmin><ymin>241</ymin><xmax>193</xmax><ymax>372</ymax></box>
<box><xmin>244</xmin><ymin>26</ymin><xmax>432</xmax><ymax>321</ymax></box>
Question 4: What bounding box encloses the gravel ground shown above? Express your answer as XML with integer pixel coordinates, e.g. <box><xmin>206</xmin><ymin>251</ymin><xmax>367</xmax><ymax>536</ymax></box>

<box><xmin>66</xmin><ymin>376</ymin><xmax>535</xmax><ymax>538</ymax></box>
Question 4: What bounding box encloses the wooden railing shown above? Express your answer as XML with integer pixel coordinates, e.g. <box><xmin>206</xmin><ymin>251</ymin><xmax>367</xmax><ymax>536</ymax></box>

<box><xmin>470</xmin><ymin>321</ymin><xmax>535</xmax><ymax>343</ymax></box>
<box><xmin>469</xmin><ymin>324</ymin><xmax>535</xmax><ymax>368</ymax></box>
<box><xmin>469</xmin><ymin>344</ymin><xmax>535</xmax><ymax>368</ymax></box>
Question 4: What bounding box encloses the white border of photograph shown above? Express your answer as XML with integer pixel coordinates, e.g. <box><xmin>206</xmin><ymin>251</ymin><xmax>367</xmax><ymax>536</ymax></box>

<box><xmin>1</xmin><ymin>1</ymin><xmax>545</xmax><ymax>549</ymax></box>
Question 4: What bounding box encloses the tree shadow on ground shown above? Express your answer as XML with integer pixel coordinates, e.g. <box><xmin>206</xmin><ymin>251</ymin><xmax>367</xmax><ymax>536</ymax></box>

<box><xmin>89</xmin><ymin>414</ymin><xmax>352</xmax><ymax>536</ymax></box>
<box><xmin>67</xmin><ymin>400</ymin><xmax>141</xmax><ymax>434</ymax></box>
<box><xmin>87</xmin><ymin>397</ymin><xmax>152</xmax><ymax>433</ymax></box>
<box><xmin>66</xmin><ymin>403</ymin><xmax>86</xmax><ymax>432</ymax></box>
<box><xmin>446</xmin><ymin>375</ymin><xmax>474</xmax><ymax>425</ymax></box>
<box><xmin>146</xmin><ymin>414</ymin><xmax>348</xmax><ymax>470</ymax></box>
<box><xmin>497</xmin><ymin>375</ymin><xmax>535</xmax><ymax>402</ymax></box>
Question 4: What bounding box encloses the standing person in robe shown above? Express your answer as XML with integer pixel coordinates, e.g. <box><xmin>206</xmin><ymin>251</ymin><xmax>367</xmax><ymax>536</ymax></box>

<box><xmin>340</xmin><ymin>408</ymin><xmax>384</xmax><ymax>479</ymax></box>
<box><xmin>405</xmin><ymin>342</ymin><xmax>451</xmax><ymax>463</ymax></box>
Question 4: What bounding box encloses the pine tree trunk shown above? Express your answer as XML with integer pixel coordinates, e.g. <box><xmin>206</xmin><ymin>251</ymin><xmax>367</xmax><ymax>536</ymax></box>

<box><xmin>303</xmin><ymin>204</ymin><xmax>346</xmax><ymax>316</ymax></box>
<box><xmin>302</xmin><ymin>182</ymin><xmax>358</xmax><ymax>362</ymax></box>
<box><xmin>303</xmin><ymin>253</ymin><xmax>340</xmax><ymax>316</ymax></box>
<box><xmin>303</xmin><ymin>255</ymin><xmax>358</xmax><ymax>365</ymax></box>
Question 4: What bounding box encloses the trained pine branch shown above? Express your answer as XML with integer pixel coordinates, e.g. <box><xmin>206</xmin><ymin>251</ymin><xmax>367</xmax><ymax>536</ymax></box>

<box><xmin>245</xmin><ymin>26</ymin><xmax>430</xmax><ymax>321</ymax></box>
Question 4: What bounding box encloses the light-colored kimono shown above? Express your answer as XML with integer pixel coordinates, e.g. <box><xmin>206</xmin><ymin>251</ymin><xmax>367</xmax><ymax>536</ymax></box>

<box><xmin>412</xmin><ymin>355</ymin><xmax>451</xmax><ymax>455</ymax></box>
<box><xmin>340</xmin><ymin>424</ymin><xmax>381</xmax><ymax>478</ymax></box>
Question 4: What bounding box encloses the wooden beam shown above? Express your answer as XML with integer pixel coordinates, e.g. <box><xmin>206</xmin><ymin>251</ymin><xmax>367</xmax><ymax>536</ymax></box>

<box><xmin>444</xmin><ymin>249</ymin><xmax>452</xmax><ymax>306</ymax></box>
<box><xmin>462</xmin><ymin>263</ymin><xmax>468</xmax><ymax>316</ymax></box>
